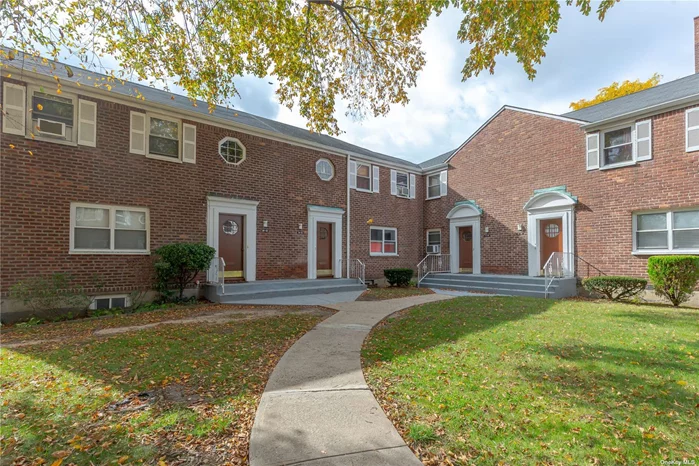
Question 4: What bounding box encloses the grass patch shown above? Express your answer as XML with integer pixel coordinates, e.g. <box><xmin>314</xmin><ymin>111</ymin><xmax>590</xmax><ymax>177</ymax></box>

<box><xmin>362</xmin><ymin>297</ymin><xmax>699</xmax><ymax>464</ymax></box>
<box><xmin>357</xmin><ymin>286</ymin><xmax>433</xmax><ymax>301</ymax></box>
<box><xmin>1</xmin><ymin>311</ymin><xmax>326</xmax><ymax>465</ymax></box>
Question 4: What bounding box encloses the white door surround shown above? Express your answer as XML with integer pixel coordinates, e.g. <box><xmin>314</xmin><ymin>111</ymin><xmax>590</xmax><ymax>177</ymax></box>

<box><xmin>524</xmin><ymin>188</ymin><xmax>576</xmax><ymax>276</ymax></box>
<box><xmin>207</xmin><ymin>196</ymin><xmax>258</xmax><ymax>282</ymax></box>
<box><xmin>307</xmin><ymin>205</ymin><xmax>345</xmax><ymax>279</ymax></box>
<box><xmin>447</xmin><ymin>202</ymin><xmax>482</xmax><ymax>274</ymax></box>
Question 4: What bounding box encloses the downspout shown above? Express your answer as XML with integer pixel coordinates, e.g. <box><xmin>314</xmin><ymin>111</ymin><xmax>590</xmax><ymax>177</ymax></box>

<box><xmin>346</xmin><ymin>153</ymin><xmax>351</xmax><ymax>278</ymax></box>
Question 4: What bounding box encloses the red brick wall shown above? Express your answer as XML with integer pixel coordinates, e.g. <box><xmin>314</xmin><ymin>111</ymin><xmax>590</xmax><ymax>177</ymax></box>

<box><xmin>424</xmin><ymin>108</ymin><xmax>699</xmax><ymax>279</ymax></box>
<box><xmin>0</xmin><ymin>79</ymin><xmax>351</xmax><ymax>294</ymax></box>
<box><xmin>349</xmin><ymin>168</ymin><xmax>424</xmax><ymax>281</ymax></box>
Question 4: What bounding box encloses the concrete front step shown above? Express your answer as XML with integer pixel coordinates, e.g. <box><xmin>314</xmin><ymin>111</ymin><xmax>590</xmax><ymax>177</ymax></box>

<box><xmin>421</xmin><ymin>277</ymin><xmax>554</xmax><ymax>292</ymax></box>
<box><xmin>420</xmin><ymin>273</ymin><xmax>577</xmax><ymax>299</ymax></box>
<box><xmin>422</xmin><ymin>281</ymin><xmax>550</xmax><ymax>298</ymax></box>
<box><xmin>204</xmin><ymin>278</ymin><xmax>366</xmax><ymax>303</ymax></box>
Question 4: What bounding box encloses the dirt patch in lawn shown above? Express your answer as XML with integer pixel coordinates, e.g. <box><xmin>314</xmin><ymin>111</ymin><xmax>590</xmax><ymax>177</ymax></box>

<box><xmin>357</xmin><ymin>286</ymin><xmax>434</xmax><ymax>301</ymax></box>
<box><xmin>2</xmin><ymin>304</ymin><xmax>334</xmax><ymax>347</ymax></box>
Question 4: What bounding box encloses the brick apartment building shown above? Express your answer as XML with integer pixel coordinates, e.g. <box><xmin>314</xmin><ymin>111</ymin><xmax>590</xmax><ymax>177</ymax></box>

<box><xmin>1</xmin><ymin>19</ymin><xmax>698</xmax><ymax>315</ymax></box>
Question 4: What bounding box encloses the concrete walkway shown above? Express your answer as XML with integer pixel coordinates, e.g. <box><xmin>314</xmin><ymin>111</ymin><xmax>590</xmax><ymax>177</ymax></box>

<box><xmin>249</xmin><ymin>293</ymin><xmax>452</xmax><ymax>466</ymax></box>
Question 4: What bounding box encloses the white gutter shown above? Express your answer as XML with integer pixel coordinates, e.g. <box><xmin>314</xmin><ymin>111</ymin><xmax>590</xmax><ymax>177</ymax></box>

<box><xmin>346</xmin><ymin>153</ymin><xmax>351</xmax><ymax>279</ymax></box>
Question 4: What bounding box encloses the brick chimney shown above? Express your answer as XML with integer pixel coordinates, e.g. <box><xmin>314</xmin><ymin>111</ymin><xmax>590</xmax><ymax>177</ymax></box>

<box><xmin>695</xmin><ymin>16</ymin><xmax>699</xmax><ymax>73</ymax></box>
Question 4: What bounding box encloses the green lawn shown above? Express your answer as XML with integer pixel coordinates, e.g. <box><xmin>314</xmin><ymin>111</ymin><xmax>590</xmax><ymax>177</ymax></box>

<box><xmin>362</xmin><ymin>297</ymin><xmax>698</xmax><ymax>465</ymax></box>
<box><xmin>1</xmin><ymin>307</ymin><xmax>328</xmax><ymax>465</ymax></box>
<box><xmin>358</xmin><ymin>286</ymin><xmax>434</xmax><ymax>301</ymax></box>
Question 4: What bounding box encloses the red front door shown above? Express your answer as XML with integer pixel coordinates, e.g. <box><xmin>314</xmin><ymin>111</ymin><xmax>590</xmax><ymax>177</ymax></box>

<box><xmin>219</xmin><ymin>214</ymin><xmax>244</xmax><ymax>279</ymax></box>
<box><xmin>459</xmin><ymin>226</ymin><xmax>473</xmax><ymax>273</ymax></box>
<box><xmin>317</xmin><ymin>222</ymin><xmax>333</xmax><ymax>277</ymax></box>
<box><xmin>540</xmin><ymin>218</ymin><xmax>563</xmax><ymax>271</ymax></box>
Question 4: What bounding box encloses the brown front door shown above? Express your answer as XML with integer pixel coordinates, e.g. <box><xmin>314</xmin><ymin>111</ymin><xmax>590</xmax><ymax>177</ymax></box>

<box><xmin>540</xmin><ymin>218</ymin><xmax>563</xmax><ymax>271</ymax></box>
<box><xmin>458</xmin><ymin>226</ymin><xmax>473</xmax><ymax>273</ymax></box>
<box><xmin>219</xmin><ymin>214</ymin><xmax>244</xmax><ymax>279</ymax></box>
<box><xmin>316</xmin><ymin>222</ymin><xmax>333</xmax><ymax>277</ymax></box>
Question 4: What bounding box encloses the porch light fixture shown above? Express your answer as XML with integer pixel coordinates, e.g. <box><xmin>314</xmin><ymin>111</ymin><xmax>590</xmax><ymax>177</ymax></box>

<box><xmin>263</xmin><ymin>220</ymin><xmax>269</xmax><ymax>232</ymax></box>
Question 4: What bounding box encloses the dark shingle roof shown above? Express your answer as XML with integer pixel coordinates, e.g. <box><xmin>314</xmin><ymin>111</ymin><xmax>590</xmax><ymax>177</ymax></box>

<box><xmin>418</xmin><ymin>149</ymin><xmax>455</xmax><ymax>169</ymax></box>
<box><xmin>562</xmin><ymin>73</ymin><xmax>699</xmax><ymax>123</ymax></box>
<box><xmin>2</xmin><ymin>51</ymin><xmax>422</xmax><ymax>169</ymax></box>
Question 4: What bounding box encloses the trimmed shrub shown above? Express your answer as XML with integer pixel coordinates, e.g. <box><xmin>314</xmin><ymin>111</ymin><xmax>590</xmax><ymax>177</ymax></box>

<box><xmin>384</xmin><ymin>268</ymin><xmax>414</xmax><ymax>287</ymax></box>
<box><xmin>582</xmin><ymin>276</ymin><xmax>647</xmax><ymax>302</ymax></box>
<box><xmin>647</xmin><ymin>255</ymin><xmax>699</xmax><ymax>307</ymax></box>
<box><xmin>155</xmin><ymin>243</ymin><xmax>216</xmax><ymax>300</ymax></box>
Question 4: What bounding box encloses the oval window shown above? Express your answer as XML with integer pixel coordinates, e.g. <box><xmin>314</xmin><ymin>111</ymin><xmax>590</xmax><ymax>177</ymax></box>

<box><xmin>219</xmin><ymin>138</ymin><xmax>246</xmax><ymax>165</ymax></box>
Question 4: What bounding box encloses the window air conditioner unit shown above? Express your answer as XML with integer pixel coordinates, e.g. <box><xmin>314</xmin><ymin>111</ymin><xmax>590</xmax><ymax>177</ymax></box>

<box><xmin>397</xmin><ymin>185</ymin><xmax>409</xmax><ymax>197</ymax></box>
<box><xmin>36</xmin><ymin>118</ymin><xmax>66</xmax><ymax>138</ymax></box>
<box><xmin>426</xmin><ymin>245</ymin><xmax>440</xmax><ymax>254</ymax></box>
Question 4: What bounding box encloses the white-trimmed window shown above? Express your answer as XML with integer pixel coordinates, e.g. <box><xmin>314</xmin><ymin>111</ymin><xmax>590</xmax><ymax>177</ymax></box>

<box><xmin>370</xmin><ymin>227</ymin><xmax>397</xmax><ymax>256</ymax></box>
<box><xmin>633</xmin><ymin>208</ymin><xmax>699</xmax><ymax>254</ymax></box>
<box><xmin>390</xmin><ymin>169</ymin><xmax>416</xmax><ymax>199</ymax></box>
<box><xmin>219</xmin><ymin>137</ymin><xmax>246</xmax><ymax>165</ymax></box>
<box><xmin>686</xmin><ymin>108</ymin><xmax>699</xmax><ymax>152</ymax></box>
<box><xmin>30</xmin><ymin>89</ymin><xmax>76</xmax><ymax>142</ymax></box>
<box><xmin>70</xmin><ymin>203</ymin><xmax>149</xmax><ymax>254</ymax></box>
<box><xmin>148</xmin><ymin>114</ymin><xmax>180</xmax><ymax>160</ymax></box>
<box><xmin>90</xmin><ymin>295</ymin><xmax>130</xmax><ymax>310</ymax></box>
<box><xmin>395</xmin><ymin>171</ymin><xmax>409</xmax><ymax>198</ymax></box>
<box><xmin>602</xmin><ymin>125</ymin><xmax>633</xmax><ymax>167</ymax></box>
<box><xmin>426</xmin><ymin>170</ymin><xmax>447</xmax><ymax>199</ymax></box>
<box><xmin>356</xmin><ymin>162</ymin><xmax>372</xmax><ymax>191</ymax></box>
<box><xmin>316</xmin><ymin>158</ymin><xmax>334</xmax><ymax>180</ymax></box>
<box><xmin>587</xmin><ymin>119</ymin><xmax>652</xmax><ymax>170</ymax></box>
<box><xmin>426</xmin><ymin>229</ymin><xmax>441</xmax><ymax>254</ymax></box>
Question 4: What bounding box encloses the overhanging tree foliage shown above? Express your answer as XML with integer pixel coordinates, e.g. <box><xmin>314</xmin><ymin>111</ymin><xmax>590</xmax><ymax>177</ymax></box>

<box><xmin>570</xmin><ymin>73</ymin><xmax>662</xmax><ymax>110</ymax></box>
<box><xmin>1</xmin><ymin>0</ymin><xmax>617</xmax><ymax>135</ymax></box>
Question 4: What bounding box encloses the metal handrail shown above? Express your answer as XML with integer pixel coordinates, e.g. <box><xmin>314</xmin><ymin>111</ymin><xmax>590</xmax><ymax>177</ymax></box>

<box><xmin>417</xmin><ymin>253</ymin><xmax>451</xmax><ymax>286</ymax></box>
<box><xmin>340</xmin><ymin>258</ymin><xmax>365</xmax><ymax>285</ymax></box>
<box><xmin>218</xmin><ymin>257</ymin><xmax>226</xmax><ymax>294</ymax></box>
<box><xmin>543</xmin><ymin>252</ymin><xmax>605</xmax><ymax>297</ymax></box>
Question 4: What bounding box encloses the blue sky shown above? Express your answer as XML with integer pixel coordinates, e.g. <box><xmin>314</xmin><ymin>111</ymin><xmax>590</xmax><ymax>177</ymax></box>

<box><xmin>228</xmin><ymin>2</ymin><xmax>699</xmax><ymax>164</ymax></box>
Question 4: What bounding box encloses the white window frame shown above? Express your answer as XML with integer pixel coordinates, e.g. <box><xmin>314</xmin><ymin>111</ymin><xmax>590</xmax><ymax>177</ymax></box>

<box><xmin>395</xmin><ymin>171</ymin><xmax>410</xmax><ymax>198</ymax></box>
<box><xmin>315</xmin><ymin>158</ymin><xmax>334</xmax><ymax>181</ymax></box>
<box><xmin>426</xmin><ymin>173</ymin><xmax>441</xmax><ymax>200</ymax></box>
<box><xmin>370</xmin><ymin>226</ymin><xmax>398</xmax><ymax>256</ymax></box>
<box><xmin>89</xmin><ymin>295</ymin><xmax>131</xmax><ymax>310</ymax></box>
<box><xmin>70</xmin><ymin>202</ymin><xmax>150</xmax><ymax>254</ymax></box>
<box><xmin>355</xmin><ymin>162</ymin><xmax>373</xmax><ymax>192</ymax></box>
<box><xmin>426</xmin><ymin>229</ymin><xmax>441</xmax><ymax>254</ymax></box>
<box><xmin>146</xmin><ymin>112</ymin><xmax>182</xmax><ymax>163</ymax></box>
<box><xmin>27</xmin><ymin>86</ymin><xmax>78</xmax><ymax>145</ymax></box>
<box><xmin>600</xmin><ymin>123</ymin><xmax>635</xmax><ymax>169</ymax></box>
<box><xmin>632</xmin><ymin>207</ymin><xmax>699</xmax><ymax>255</ymax></box>
<box><xmin>218</xmin><ymin>136</ymin><xmax>246</xmax><ymax>165</ymax></box>
<box><xmin>686</xmin><ymin>108</ymin><xmax>699</xmax><ymax>152</ymax></box>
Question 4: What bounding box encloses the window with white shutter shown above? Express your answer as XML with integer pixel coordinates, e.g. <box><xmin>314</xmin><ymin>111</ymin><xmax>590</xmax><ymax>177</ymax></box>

<box><xmin>129</xmin><ymin>111</ymin><xmax>146</xmax><ymax>155</ymax></box>
<box><xmin>687</xmin><ymin>108</ymin><xmax>699</xmax><ymax>152</ymax></box>
<box><xmin>409</xmin><ymin>174</ymin><xmax>416</xmax><ymax>199</ymax></box>
<box><xmin>439</xmin><ymin>170</ymin><xmax>448</xmax><ymax>197</ymax></box>
<box><xmin>349</xmin><ymin>160</ymin><xmax>357</xmax><ymax>189</ymax></box>
<box><xmin>182</xmin><ymin>123</ymin><xmax>196</xmax><ymax>164</ymax></box>
<box><xmin>372</xmin><ymin>165</ymin><xmax>380</xmax><ymax>193</ymax></box>
<box><xmin>2</xmin><ymin>82</ymin><xmax>26</xmax><ymax>135</ymax></box>
<box><xmin>390</xmin><ymin>169</ymin><xmax>397</xmax><ymax>195</ymax></box>
<box><xmin>77</xmin><ymin>100</ymin><xmax>97</xmax><ymax>147</ymax></box>
<box><xmin>586</xmin><ymin>133</ymin><xmax>600</xmax><ymax>170</ymax></box>
<box><xmin>635</xmin><ymin>120</ymin><xmax>652</xmax><ymax>161</ymax></box>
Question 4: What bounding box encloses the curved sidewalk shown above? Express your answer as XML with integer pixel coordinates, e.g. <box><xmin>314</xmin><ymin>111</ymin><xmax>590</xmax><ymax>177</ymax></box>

<box><xmin>249</xmin><ymin>294</ymin><xmax>452</xmax><ymax>466</ymax></box>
